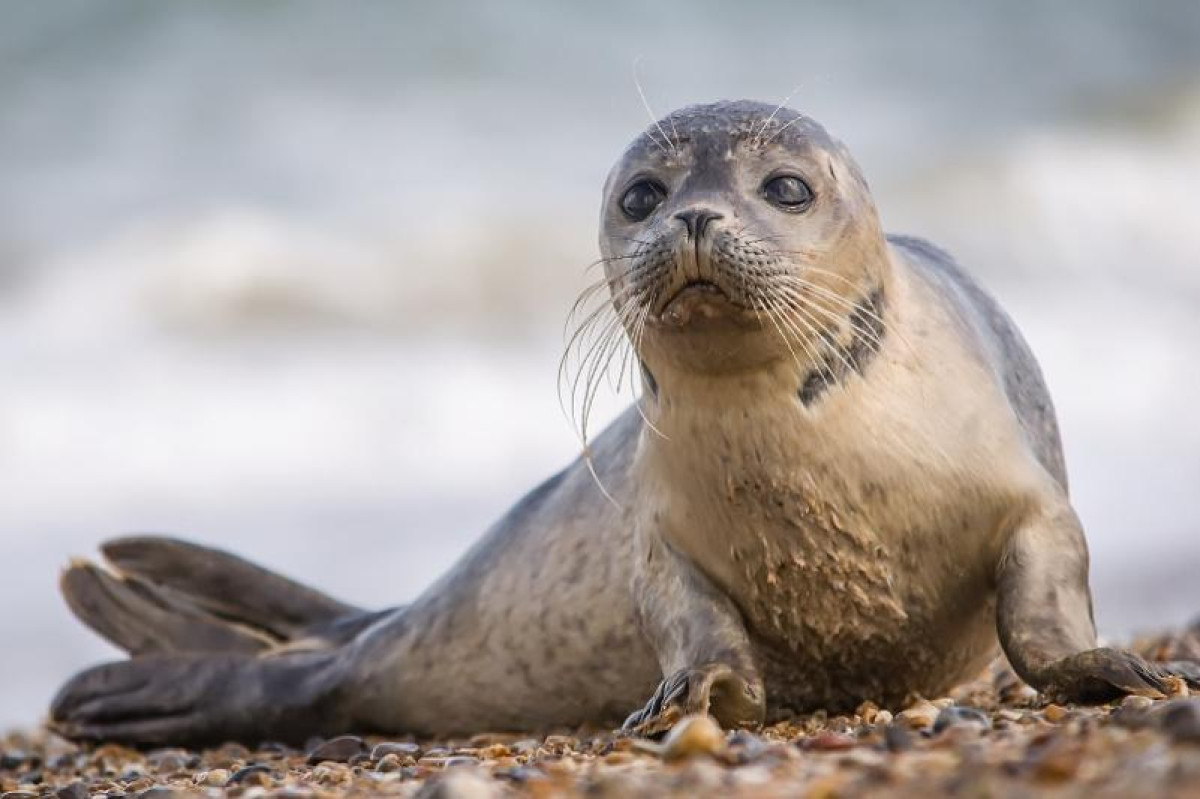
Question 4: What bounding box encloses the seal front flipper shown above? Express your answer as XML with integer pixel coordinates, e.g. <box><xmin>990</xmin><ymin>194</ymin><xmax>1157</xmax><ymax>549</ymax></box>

<box><xmin>623</xmin><ymin>536</ymin><xmax>764</xmax><ymax>736</ymax></box>
<box><xmin>996</xmin><ymin>500</ymin><xmax>1200</xmax><ymax>702</ymax></box>
<box><xmin>50</xmin><ymin>650</ymin><xmax>352</xmax><ymax>746</ymax></box>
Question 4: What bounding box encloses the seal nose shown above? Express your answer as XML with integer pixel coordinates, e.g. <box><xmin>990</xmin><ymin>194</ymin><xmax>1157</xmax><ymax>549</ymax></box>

<box><xmin>673</xmin><ymin>209</ymin><xmax>724</xmax><ymax>240</ymax></box>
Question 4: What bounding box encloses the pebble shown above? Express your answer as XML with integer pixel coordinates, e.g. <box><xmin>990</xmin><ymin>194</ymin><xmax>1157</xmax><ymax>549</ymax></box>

<box><xmin>145</xmin><ymin>750</ymin><xmax>190</xmax><ymax>774</ymax></box>
<box><xmin>376</xmin><ymin>753</ymin><xmax>404</xmax><ymax>772</ymax></box>
<box><xmin>1042</xmin><ymin>704</ymin><xmax>1069</xmax><ymax>723</ymax></box>
<box><xmin>305</xmin><ymin>735</ymin><xmax>368</xmax><ymax>764</ymax></box>
<box><xmin>660</xmin><ymin>714</ymin><xmax>727</xmax><ymax>761</ymax></box>
<box><xmin>193</xmin><ymin>768</ymin><xmax>229</xmax><ymax>786</ymax></box>
<box><xmin>932</xmin><ymin>706</ymin><xmax>991</xmax><ymax>734</ymax></box>
<box><xmin>898</xmin><ymin>700</ymin><xmax>941</xmax><ymax>729</ymax></box>
<box><xmin>371</xmin><ymin>741</ymin><xmax>421</xmax><ymax>760</ymax></box>
<box><xmin>54</xmin><ymin>782</ymin><xmax>88</xmax><ymax>799</ymax></box>
<box><xmin>1121</xmin><ymin>695</ymin><xmax>1155</xmax><ymax>712</ymax></box>
<box><xmin>1156</xmin><ymin>698</ymin><xmax>1200</xmax><ymax>743</ymax></box>
<box><xmin>415</xmin><ymin>769</ymin><xmax>499</xmax><ymax>799</ymax></box>
<box><xmin>0</xmin><ymin>752</ymin><xmax>28</xmax><ymax>770</ymax></box>
<box><xmin>136</xmin><ymin>788</ymin><xmax>179</xmax><ymax>799</ymax></box>
<box><xmin>227</xmin><ymin>763</ymin><xmax>273</xmax><ymax>786</ymax></box>
<box><xmin>884</xmin><ymin>723</ymin><xmax>914</xmax><ymax>753</ymax></box>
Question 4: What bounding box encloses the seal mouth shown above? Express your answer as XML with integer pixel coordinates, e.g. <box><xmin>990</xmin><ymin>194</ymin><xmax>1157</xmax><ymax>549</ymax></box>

<box><xmin>661</xmin><ymin>279</ymin><xmax>727</xmax><ymax>309</ymax></box>
<box><xmin>656</xmin><ymin>279</ymin><xmax>751</xmax><ymax>327</ymax></box>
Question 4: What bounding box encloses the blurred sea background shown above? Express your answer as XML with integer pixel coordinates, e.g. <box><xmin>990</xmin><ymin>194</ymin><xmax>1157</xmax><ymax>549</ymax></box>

<box><xmin>2</xmin><ymin>1</ymin><xmax>1199</xmax><ymax>728</ymax></box>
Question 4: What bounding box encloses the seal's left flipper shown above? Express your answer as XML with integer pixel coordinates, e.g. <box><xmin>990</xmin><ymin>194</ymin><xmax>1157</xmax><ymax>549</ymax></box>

<box><xmin>996</xmin><ymin>499</ymin><xmax>1200</xmax><ymax>702</ymax></box>
<box><xmin>51</xmin><ymin>650</ymin><xmax>350</xmax><ymax>746</ymax></box>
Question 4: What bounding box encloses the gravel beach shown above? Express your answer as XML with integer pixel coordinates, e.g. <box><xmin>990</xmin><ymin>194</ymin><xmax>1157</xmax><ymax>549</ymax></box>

<box><xmin>5</xmin><ymin>626</ymin><xmax>1200</xmax><ymax>798</ymax></box>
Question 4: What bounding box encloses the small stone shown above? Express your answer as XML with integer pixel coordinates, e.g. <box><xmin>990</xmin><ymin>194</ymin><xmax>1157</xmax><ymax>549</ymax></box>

<box><xmin>371</xmin><ymin>742</ymin><xmax>421</xmax><ymax>760</ymax></box>
<box><xmin>1042</xmin><ymin>704</ymin><xmax>1069</xmax><ymax>723</ymax></box>
<box><xmin>1121</xmin><ymin>694</ymin><xmax>1155</xmax><ymax>712</ymax></box>
<box><xmin>0</xmin><ymin>751</ymin><xmax>28</xmax><ymax>770</ymax></box>
<box><xmin>475</xmin><ymin>744</ymin><xmax>510</xmax><ymax>759</ymax></box>
<box><xmin>897</xmin><ymin>700</ymin><xmax>940</xmax><ymax>729</ymax></box>
<box><xmin>542</xmin><ymin>735</ymin><xmax>578</xmax><ymax>750</ymax></box>
<box><xmin>228</xmin><ymin>764</ymin><xmax>273</xmax><ymax>786</ymax></box>
<box><xmin>136</xmin><ymin>788</ymin><xmax>180</xmax><ymax>799</ymax></box>
<box><xmin>376</xmin><ymin>753</ymin><xmax>404</xmax><ymax>772</ymax></box>
<box><xmin>444</xmin><ymin>756</ymin><xmax>480</xmax><ymax>768</ymax></box>
<box><xmin>146</xmin><ymin>749</ymin><xmax>189</xmax><ymax>775</ymax></box>
<box><xmin>1165</xmin><ymin>676</ymin><xmax>1191</xmax><ymax>698</ymax></box>
<box><xmin>306</xmin><ymin>735</ymin><xmax>368</xmax><ymax>764</ymax></box>
<box><xmin>1027</xmin><ymin>736</ymin><xmax>1080</xmax><ymax>783</ymax></box>
<box><xmin>414</xmin><ymin>768</ymin><xmax>500</xmax><ymax>799</ymax></box>
<box><xmin>855</xmin><ymin>701</ymin><xmax>881</xmax><ymax>725</ymax></box>
<box><xmin>727</xmin><ymin>730</ymin><xmax>769</xmax><ymax>763</ymax></box>
<box><xmin>661</xmin><ymin>714</ymin><xmax>727</xmax><ymax>761</ymax></box>
<box><xmin>54</xmin><ymin>782</ymin><xmax>88</xmax><ymax>799</ymax></box>
<box><xmin>874</xmin><ymin>710</ymin><xmax>893</xmax><ymax>725</ymax></box>
<box><xmin>802</xmin><ymin>732</ymin><xmax>856</xmax><ymax>751</ymax></box>
<box><xmin>932</xmin><ymin>706</ymin><xmax>991</xmax><ymax>734</ymax></box>
<box><xmin>194</xmin><ymin>769</ymin><xmax>230</xmax><ymax>787</ymax></box>
<box><xmin>1</xmin><ymin>792</ymin><xmax>36</xmax><ymax>799</ymax></box>
<box><xmin>1156</xmin><ymin>698</ymin><xmax>1200</xmax><ymax>743</ymax></box>
<box><xmin>883</xmin><ymin>724</ymin><xmax>913</xmax><ymax>753</ymax></box>
<box><xmin>509</xmin><ymin>740</ymin><xmax>540</xmax><ymax>755</ymax></box>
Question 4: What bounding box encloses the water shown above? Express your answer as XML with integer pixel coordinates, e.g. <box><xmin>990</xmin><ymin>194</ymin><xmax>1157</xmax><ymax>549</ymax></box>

<box><xmin>2</xmin><ymin>1</ymin><xmax>1199</xmax><ymax>729</ymax></box>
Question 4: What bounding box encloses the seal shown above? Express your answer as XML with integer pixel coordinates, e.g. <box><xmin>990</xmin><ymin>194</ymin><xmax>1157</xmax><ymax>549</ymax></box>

<box><xmin>50</xmin><ymin>101</ymin><xmax>1200</xmax><ymax>745</ymax></box>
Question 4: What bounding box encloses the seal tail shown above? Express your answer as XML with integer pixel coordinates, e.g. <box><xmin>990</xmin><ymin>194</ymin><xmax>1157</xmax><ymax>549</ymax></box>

<box><xmin>61</xmin><ymin>535</ymin><xmax>363</xmax><ymax>656</ymax></box>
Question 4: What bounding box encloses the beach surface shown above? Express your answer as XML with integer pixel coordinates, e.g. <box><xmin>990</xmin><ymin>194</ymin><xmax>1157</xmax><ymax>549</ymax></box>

<box><xmin>4</xmin><ymin>626</ymin><xmax>1200</xmax><ymax>798</ymax></box>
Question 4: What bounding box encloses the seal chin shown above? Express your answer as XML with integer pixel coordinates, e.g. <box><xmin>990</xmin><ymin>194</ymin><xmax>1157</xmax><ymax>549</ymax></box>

<box><xmin>657</xmin><ymin>280</ymin><xmax>746</xmax><ymax>328</ymax></box>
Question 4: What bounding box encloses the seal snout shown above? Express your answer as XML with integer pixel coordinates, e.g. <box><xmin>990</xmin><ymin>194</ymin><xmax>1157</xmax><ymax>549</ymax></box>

<box><xmin>673</xmin><ymin>209</ymin><xmax>724</xmax><ymax>241</ymax></box>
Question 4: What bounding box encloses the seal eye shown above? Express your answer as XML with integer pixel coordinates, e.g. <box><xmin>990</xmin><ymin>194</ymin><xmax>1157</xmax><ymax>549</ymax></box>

<box><xmin>762</xmin><ymin>175</ymin><xmax>814</xmax><ymax>212</ymax></box>
<box><xmin>620</xmin><ymin>180</ymin><xmax>667</xmax><ymax>222</ymax></box>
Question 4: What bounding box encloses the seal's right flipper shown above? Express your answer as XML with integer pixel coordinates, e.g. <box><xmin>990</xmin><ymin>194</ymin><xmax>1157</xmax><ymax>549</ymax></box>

<box><xmin>625</xmin><ymin>535</ymin><xmax>765</xmax><ymax>736</ymax></box>
<box><xmin>51</xmin><ymin>650</ymin><xmax>351</xmax><ymax>746</ymax></box>
<box><xmin>100</xmin><ymin>536</ymin><xmax>361</xmax><ymax>639</ymax></box>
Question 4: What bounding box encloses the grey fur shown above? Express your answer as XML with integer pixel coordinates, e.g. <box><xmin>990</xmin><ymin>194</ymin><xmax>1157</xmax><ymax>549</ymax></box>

<box><xmin>51</xmin><ymin>101</ymin><xmax>1197</xmax><ymax>746</ymax></box>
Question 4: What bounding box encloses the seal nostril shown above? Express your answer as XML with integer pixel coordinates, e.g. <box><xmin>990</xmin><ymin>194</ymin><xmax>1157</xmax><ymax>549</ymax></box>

<box><xmin>674</xmin><ymin>209</ymin><xmax>724</xmax><ymax>240</ymax></box>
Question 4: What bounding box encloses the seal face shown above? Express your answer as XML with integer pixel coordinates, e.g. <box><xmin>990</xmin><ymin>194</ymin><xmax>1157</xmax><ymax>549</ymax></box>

<box><xmin>598</xmin><ymin>101</ymin><xmax>888</xmax><ymax>380</ymax></box>
<box><xmin>48</xmin><ymin>101</ymin><xmax>1200</xmax><ymax>746</ymax></box>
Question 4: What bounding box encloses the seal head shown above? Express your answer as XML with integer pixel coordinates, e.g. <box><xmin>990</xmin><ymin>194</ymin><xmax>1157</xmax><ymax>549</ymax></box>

<box><xmin>600</xmin><ymin>100</ymin><xmax>888</xmax><ymax>375</ymax></box>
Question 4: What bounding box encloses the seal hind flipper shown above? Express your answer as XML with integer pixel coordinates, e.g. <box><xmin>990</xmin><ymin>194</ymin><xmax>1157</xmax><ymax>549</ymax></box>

<box><xmin>51</xmin><ymin>650</ymin><xmax>351</xmax><ymax>746</ymax></box>
<box><xmin>100</xmin><ymin>536</ymin><xmax>361</xmax><ymax>639</ymax></box>
<box><xmin>60</xmin><ymin>561</ymin><xmax>274</xmax><ymax>655</ymax></box>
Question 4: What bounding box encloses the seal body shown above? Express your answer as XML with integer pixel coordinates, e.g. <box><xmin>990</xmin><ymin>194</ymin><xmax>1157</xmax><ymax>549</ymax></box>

<box><xmin>50</xmin><ymin>101</ymin><xmax>1199</xmax><ymax>745</ymax></box>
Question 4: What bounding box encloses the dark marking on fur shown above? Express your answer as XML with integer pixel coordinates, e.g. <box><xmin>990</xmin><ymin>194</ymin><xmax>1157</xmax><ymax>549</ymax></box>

<box><xmin>798</xmin><ymin>286</ymin><xmax>887</xmax><ymax>407</ymax></box>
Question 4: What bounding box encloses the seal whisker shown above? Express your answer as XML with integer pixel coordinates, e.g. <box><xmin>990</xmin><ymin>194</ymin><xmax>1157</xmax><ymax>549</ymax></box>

<box><xmin>752</xmin><ymin>83</ymin><xmax>806</xmax><ymax>149</ymax></box>
<box><xmin>759</xmin><ymin>112</ymin><xmax>808</xmax><ymax>149</ymax></box>
<box><xmin>756</xmin><ymin>291</ymin><xmax>822</xmax><ymax>380</ymax></box>
<box><xmin>775</xmin><ymin>275</ymin><xmax>893</xmax><ymax>357</ymax></box>
<box><xmin>777</xmin><ymin>288</ymin><xmax>863</xmax><ymax>383</ymax></box>
<box><xmin>558</xmin><ymin>284</ymin><xmax>641</xmax><ymax>429</ymax></box>
<box><xmin>632</xmin><ymin>57</ymin><xmax>678</xmax><ymax>158</ymax></box>
<box><xmin>769</xmin><ymin>291</ymin><xmax>849</xmax><ymax>385</ymax></box>
<box><xmin>776</xmin><ymin>280</ymin><xmax>886</xmax><ymax>359</ymax></box>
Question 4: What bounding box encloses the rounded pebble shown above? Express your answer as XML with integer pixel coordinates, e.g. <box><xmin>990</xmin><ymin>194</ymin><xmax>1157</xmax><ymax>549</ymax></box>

<box><xmin>661</xmin><ymin>714</ymin><xmax>727</xmax><ymax>761</ymax></box>
<box><xmin>306</xmin><ymin>735</ymin><xmax>367</xmax><ymax>764</ymax></box>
